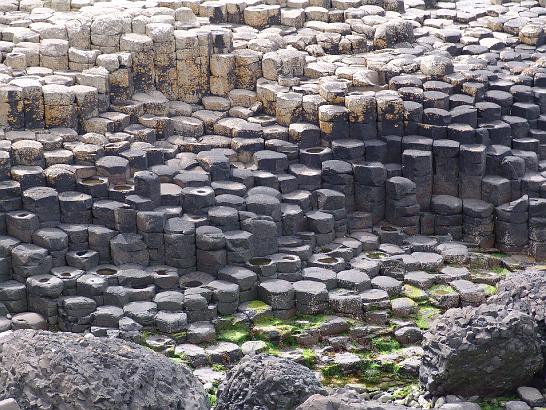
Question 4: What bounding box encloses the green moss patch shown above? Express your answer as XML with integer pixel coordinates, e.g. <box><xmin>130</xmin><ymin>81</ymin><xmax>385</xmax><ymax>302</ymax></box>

<box><xmin>392</xmin><ymin>384</ymin><xmax>418</xmax><ymax>399</ymax></box>
<box><xmin>366</xmin><ymin>251</ymin><xmax>387</xmax><ymax>260</ymax></box>
<box><xmin>478</xmin><ymin>395</ymin><xmax>518</xmax><ymax>410</ymax></box>
<box><xmin>302</xmin><ymin>348</ymin><xmax>318</xmax><ymax>367</ymax></box>
<box><xmin>429</xmin><ymin>284</ymin><xmax>456</xmax><ymax>296</ymax></box>
<box><xmin>170</xmin><ymin>356</ymin><xmax>189</xmax><ymax>365</ymax></box>
<box><xmin>212</xmin><ymin>363</ymin><xmax>227</xmax><ymax>372</ymax></box>
<box><xmin>251</xmin><ymin>314</ymin><xmax>328</xmax><ymax>348</ymax></box>
<box><xmin>263</xmin><ymin>341</ymin><xmax>282</xmax><ymax>356</ymax></box>
<box><xmin>217</xmin><ymin>324</ymin><xmax>250</xmax><ymax>344</ymax></box>
<box><xmin>372</xmin><ymin>337</ymin><xmax>401</xmax><ymax>353</ymax></box>
<box><xmin>414</xmin><ymin>306</ymin><xmax>442</xmax><ymax>330</ymax></box>
<box><xmin>479</xmin><ymin>283</ymin><xmax>497</xmax><ymax>296</ymax></box>
<box><xmin>489</xmin><ymin>266</ymin><xmax>510</xmax><ymax>276</ymax></box>
<box><xmin>208</xmin><ymin>393</ymin><xmax>217</xmax><ymax>407</ymax></box>
<box><xmin>320</xmin><ymin>358</ymin><xmax>413</xmax><ymax>390</ymax></box>
<box><xmin>252</xmin><ymin>317</ymin><xmax>298</xmax><ymax>343</ymax></box>
<box><xmin>216</xmin><ymin>316</ymin><xmax>251</xmax><ymax>344</ymax></box>
<box><xmin>245</xmin><ymin>300</ymin><xmax>270</xmax><ymax>313</ymax></box>
<box><xmin>489</xmin><ymin>251</ymin><xmax>508</xmax><ymax>259</ymax></box>
<box><xmin>170</xmin><ymin>330</ymin><xmax>187</xmax><ymax>343</ymax></box>
<box><xmin>402</xmin><ymin>284</ymin><xmax>428</xmax><ymax>302</ymax></box>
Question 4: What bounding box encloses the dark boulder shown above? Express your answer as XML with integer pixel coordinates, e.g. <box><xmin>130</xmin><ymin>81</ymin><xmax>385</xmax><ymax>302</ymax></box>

<box><xmin>0</xmin><ymin>330</ymin><xmax>209</xmax><ymax>410</ymax></box>
<box><xmin>489</xmin><ymin>270</ymin><xmax>546</xmax><ymax>349</ymax></box>
<box><xmin>216</xmin><ymin>354</ymin><xmax>326</xmax><ymax>410</ymax></box>
<box><xmin>420</xmin><ymin>304</ymin><xmax>543</xmax><ymax>397</ymax></box>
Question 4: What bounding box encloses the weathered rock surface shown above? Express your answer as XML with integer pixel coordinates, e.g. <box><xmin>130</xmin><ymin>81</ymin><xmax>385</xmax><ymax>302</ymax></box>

<box><xmin>490</xmin><ymin>270</ymin><xmax>546</xmax><ymax>348</ymax></box>
<box><xmin>216</xmin><ymin>354</ymin><xmax>326</xmax><ymax>410</ymax></box>
<box><xmin>0</xmin><ymin>330</ymin><xmax>209</xmax><ymax>410</ymax></box>
<box><xmin>420</xmin><ymin>304</ymin><xmax>543</xmax><ymax>397</ymax></box>
<box><xmin>298</xmin><ymin>390</ymin><xmax>410</xmax><ymax>409</ymax></box>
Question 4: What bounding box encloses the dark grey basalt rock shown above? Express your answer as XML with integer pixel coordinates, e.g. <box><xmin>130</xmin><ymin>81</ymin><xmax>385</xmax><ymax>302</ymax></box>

<box><xmin>216</xmin><ymin>354</ymin><xmax>326</xmax><ymax>410</ymax></box>
<box><xmin>0</xmin><ymin>329</ymin><xmax>209</xmax><ymax>410</ymax></box>
<box><xmin>489</xmin><ymin>270</ymin><xmax>546</xmax><ymax>350</ymax></box>
<box><xmin>420</xmin><ymin>304</ymin><xmax>543</xmax><ymax>397</ymax></box>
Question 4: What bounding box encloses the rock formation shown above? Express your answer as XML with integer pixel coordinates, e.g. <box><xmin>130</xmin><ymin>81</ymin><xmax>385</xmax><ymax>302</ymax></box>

<box><xmin>0</xmin><ymin>329</ymin><xmax>209</xmax><ymax>410</ymax></box>
<box><xmin>420</xmin><ymin>304</ymin><xmax>543</xmax><ymax>397</ymax></box>
<box><xmin>216</xmin><ymin>354</ymin><xmax>326</xmax><ymax>409</ymax></box>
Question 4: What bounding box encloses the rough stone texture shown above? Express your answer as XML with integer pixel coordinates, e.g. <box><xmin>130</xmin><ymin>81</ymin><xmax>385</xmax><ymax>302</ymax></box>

<box><xmin>489</xmin><ymin>270</ymin><xmax>546</xmax><ymax>348</ymax></box>
<box><xmin>216</xmin><ymin>354</ymin><xmax>326</xmax><ymax>410</ymax></box>
<box><xmin>298</xmin><ymin>390</ymin><xmax>410</xmax><ymax>409</ymax></box>
<box><xmin>420</xmin><ymin>304</ymin><xmax>543</xmax><ymax>397</ymax></box>
<box><xmin>0</xmin><ymin>330</ymin><xmax>209</xmax><ymax>410</ymax></box>
<box><xmin>1</xmin><ymin>0</ymin><xmax>546</xmax><ymax>406</ymax></box>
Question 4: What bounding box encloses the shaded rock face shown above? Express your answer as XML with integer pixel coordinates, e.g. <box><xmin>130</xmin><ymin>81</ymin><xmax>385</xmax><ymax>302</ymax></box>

<box><xmin>420</xmin><ymin>304</ymin><xmax>543</xmax><ymax>397</ymax></box>
<box><xmin>216</xmin><ymin>354</ymin><xmax>326</xmax><ymax>410</ymax></box>
<box><xmin>490</xmin><ymin>270</ymin><xmax>546</xmax><ymax>350</ymax></box>
<box><xmin>0</xmin><ymin>329</ymin><xmax>209</xmax><ymax>410</ymax></box>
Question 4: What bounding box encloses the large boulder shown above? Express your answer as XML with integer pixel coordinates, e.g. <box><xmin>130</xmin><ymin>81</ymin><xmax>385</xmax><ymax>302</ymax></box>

<box><xmin>489</xmin><ymin>270</ymin><xmax>546</xmax><ymax>348</ymax></box>
<box><xmin>420</xmin><ymin>304</ymin><xmax>543</xmax><ymax>397</ymax></box>
<box><xmin>216</xmin><ymin>354</ymin><xmax>326</xmax><ymax>410</ymax></box>
<box><xmin>0</xmin><ymin>330</ymin><xmax>209</xmax><ymax>410</ymax></box>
